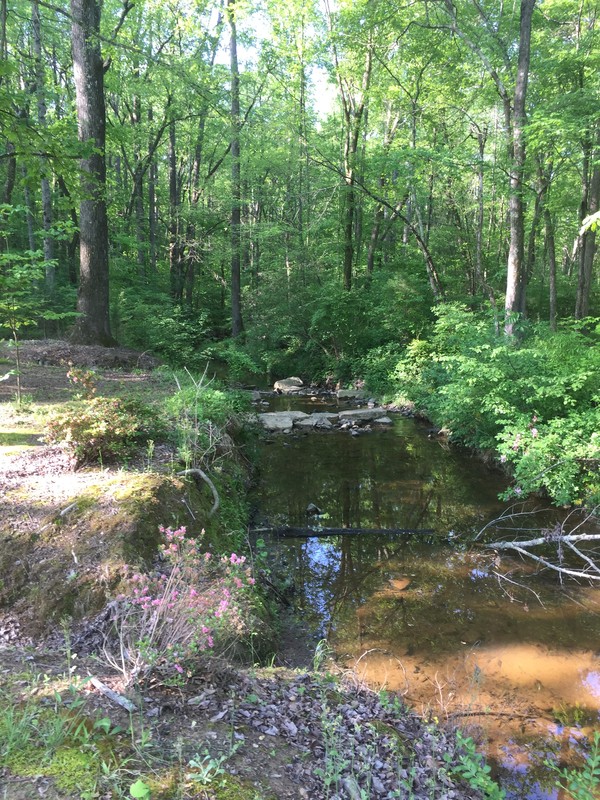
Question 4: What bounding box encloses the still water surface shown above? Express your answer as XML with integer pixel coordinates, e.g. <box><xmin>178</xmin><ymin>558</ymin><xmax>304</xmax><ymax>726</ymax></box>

<box><xmin>252</xmin><ymin>395</ymin><xmax>600</xmax><ymax>799</ymax></box>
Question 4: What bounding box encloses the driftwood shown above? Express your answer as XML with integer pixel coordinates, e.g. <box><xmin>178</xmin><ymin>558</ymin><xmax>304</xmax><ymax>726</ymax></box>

<box><xmin>482</xmin><ymin>506</ymin><xmax>600</xmax><ymax>583</ymax></box>
<box><xmin>178</xmin><ymin>468</ymin><xmax>220</xmax><ymax>516</ymax></box>
<box><xmin>89</xmin><ymin>676</ymin><xmax>137</xmax><ymax>712</ymax></box>
<box><xmin>250</xmin><ymin>526</ymin><xmax>435</xmax><ymax>538</ymax></box>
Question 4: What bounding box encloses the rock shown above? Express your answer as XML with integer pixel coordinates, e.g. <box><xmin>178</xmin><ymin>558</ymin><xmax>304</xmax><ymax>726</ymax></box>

<box><xmin>306</xmin><ymin>503</ymin><xmax>323</xmax><ymax>516</ymax></box>
<box><xmin>338</xmin><ymin>407</ymin><xmax>388</xmax><ymax>423</ymax></box>
<box><xmin>250</xmin><ymin>390</ymin><xmax>262</xmax><ymax>402</ymax></box>
<box><xmin>274</xmin><ymin>377</ymin><xmax>304</xmax><ymax>394</ymax></box>
<box><xmin>336</xmin><ymin>389</ymin><xmax>367</xmax><ymax>400</ymax></box>
<box><xmin>258</xmin><ymin>411</ymin><xmax>308</xmax><ymax>432</ymax></box>
<box><xmin>373</xmin><ymin>416</ymin><xmax>393</xmax><ymax>425</ymax></box>
<box><xmin>295</xmin><ymin>413</ymin><xmax>338</xmax><ymax>430</ymax></box>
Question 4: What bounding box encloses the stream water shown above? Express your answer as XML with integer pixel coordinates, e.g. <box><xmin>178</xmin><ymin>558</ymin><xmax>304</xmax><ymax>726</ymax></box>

<box><xmin>251</xmin><ymin>394</ymin><xmax>600</xmax><ymax>799</ymax></box>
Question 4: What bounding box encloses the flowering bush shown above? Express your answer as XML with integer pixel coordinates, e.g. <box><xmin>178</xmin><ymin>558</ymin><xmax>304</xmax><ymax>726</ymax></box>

<box><xmin>107</xmin><ymin>526</ymin><xmax>258</xmax><ymax>685</ymax></box>
<box><xmin>66</xmin><ymin>363</ymin><xmax>97</xmax><ymax>400</ymax></box>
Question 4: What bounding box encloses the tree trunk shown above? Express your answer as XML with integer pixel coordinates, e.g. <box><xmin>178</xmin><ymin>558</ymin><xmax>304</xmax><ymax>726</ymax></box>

<box><xmin>32</xmin><ymin>0</ymin><xmax>55</xmax><ymax>293</ymax></box>
<box><xmin>575</xmin><ymin>124</ymin><xmax>599</xmax><ymax>318</ymax></box>
<box><xmin>168</xmin><ymin>117</ymin><xmax>184</xmax><ymax>301</ymax></box>
<box><xmin>474</xmin><ymin>124</ymin><xmax>488</xmax><ymax>293</ymax></box>
<box><xmin>326</xmin><ymin>3</ymin><xmax>373</xmax><ymax>292</ymax></box>
<box><xmin>228</xmin><ymin>0</ymin><xmax>243</xmax><ymax>336</ymax></box>
<box><xmin>504</xmin><ymin>0</ymin><xmax>536</xmax><ymax>335</ymax></box>
<box><xmin>147</xmin><ymin>107</ymin><xmax>157</xmax><ymax>274</ymax></box>
<box><xmin>70</xmin><ymin>0</ymin><xmax>115</xmax><ymax>345</ymax></box>
<box><xmin>545</xmin><ymin>205</ymin><xmax>557</xmax><ymax>330</ymax></box>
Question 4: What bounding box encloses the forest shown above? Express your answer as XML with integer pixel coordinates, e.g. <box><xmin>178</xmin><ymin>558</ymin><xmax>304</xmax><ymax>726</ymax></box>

<box><xmin>1</xmin><ymin>0</ymin><xmax>599</xmax><ymax>504</ymax></box>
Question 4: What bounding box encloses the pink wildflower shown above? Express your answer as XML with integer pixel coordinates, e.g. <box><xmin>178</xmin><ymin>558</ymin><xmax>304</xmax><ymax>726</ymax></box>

<box><xmin>174</xmin><ymin>664</ymin><xmax>184</xmax><ymax>674</ymax></box>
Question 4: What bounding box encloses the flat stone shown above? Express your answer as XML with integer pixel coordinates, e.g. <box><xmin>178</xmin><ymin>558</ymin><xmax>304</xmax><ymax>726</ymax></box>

<box><xmin>258</xmin><ymin>411</ymin><xmax>308</xmax><ymax>431</ymax></box>
<box><xmin>295</xmin><ymin>413</ymin><xmax>338</xmax><ymax>430</ymax></box>
<box><xmin>373</xmin><ymin>416</ymin><xmax>393</xmax><ymax>425</ymax></box>
<box><xmin>336</xmin><ymin>389</ymin><xmax>367</xmax><ymax>400</ymax></box>
<box><xmin>338</xmin><ymin>407</ymin><xmax>388</xmax><ymax>422</ymax></box>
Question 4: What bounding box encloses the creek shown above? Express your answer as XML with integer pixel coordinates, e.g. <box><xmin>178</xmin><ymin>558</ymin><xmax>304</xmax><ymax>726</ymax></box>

<box><xmin>251</xmin><ymin>393</ymin><xmax>600</xmax><ymax>799</ymax></box>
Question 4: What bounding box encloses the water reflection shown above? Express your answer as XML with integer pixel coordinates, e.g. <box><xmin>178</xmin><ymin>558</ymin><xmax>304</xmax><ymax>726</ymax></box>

<box><xmin>252</xmin><ymin>406</ymin><xmax>600</xmax><ymax>798</ymax></box>
<box><xmin>255</xmin><ymin>411</ymin><xmax>507</xmax><ymax>534</ymax></box>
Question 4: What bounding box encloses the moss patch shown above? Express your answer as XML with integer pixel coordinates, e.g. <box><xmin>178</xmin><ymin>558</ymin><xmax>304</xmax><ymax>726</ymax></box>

<box><xmin>3</xmin><ymin>743</ymin><xmax>97</xmax><ymax>793</ymax></box>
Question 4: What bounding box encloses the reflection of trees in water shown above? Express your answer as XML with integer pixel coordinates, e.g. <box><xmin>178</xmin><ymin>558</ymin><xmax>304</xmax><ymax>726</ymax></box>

<box><xmin>254</xmin><ymin>421</ymin><xmax>507</xmax><ymax>534</ymax></box>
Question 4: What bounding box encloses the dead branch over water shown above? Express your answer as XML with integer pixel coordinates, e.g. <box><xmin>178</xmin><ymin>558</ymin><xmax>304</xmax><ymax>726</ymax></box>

<box><xmin>480</xmin><ymin>506</ymin><xmax>600</xmax><ymax>583</ymax></box>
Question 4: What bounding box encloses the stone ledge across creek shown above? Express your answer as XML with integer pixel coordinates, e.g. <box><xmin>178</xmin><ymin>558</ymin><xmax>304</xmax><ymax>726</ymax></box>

<box><xmin>257</xmin><ymin>407</ymin><xmax>392</xmax><ymax>432</ymax></box>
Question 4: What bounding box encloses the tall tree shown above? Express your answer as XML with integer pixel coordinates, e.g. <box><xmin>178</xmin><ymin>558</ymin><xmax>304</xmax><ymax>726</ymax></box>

<box><xmin>505</xmin><ymin>0</ymin><xmax>536</xmax><ymax>334</ymax></box>
<box><xmin>70</xmin><ymin>0</ymin><xmax>115</xmax><ymax>345</ymax></box>
<box><xmin>31</xmin><ymin>0</ymin><xmax>55</xmax><ymax>292</ymax></box>
<box><xmin>228</xmin><ymin>0</ymin><xmax>243</xmax><ymax>336</ymax></box>
<box><xmin>325</xmin><ymin>0</ymin><xmax>374</xmax><ymax>290</ymax></box>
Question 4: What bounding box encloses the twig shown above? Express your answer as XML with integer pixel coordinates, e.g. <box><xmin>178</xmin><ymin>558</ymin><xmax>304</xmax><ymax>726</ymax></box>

<box><xmin>563</xmin><ymin>539</ymin><xmax>600</xmax><ymax>575</ymax></box>
<box><xmin>492</xmin><ymin>570</ymin><xmax>546</xmax><ymax>607</ymax></box>
<box><xmin>474</xmin><ymin>505</ymin><xmax>552</xmax><ymax>540</ymax></box>
<box><xmin>353</xmin><ymin>648</ymin><xmax>410</xmax><ymax>696</ymax></box>
<box><xmin>448</xmin><ymin>710</ymin><xmax>536</xmax><ymax>720</ymax></box>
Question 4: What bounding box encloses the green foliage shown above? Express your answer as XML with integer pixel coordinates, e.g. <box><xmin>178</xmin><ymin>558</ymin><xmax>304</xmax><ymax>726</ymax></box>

<box><xmin>392</xmin><ymin>305</ymin><xmax>600</xmax><ymax>505</ymax></box>
<box><xmin>0</xmin><ymin>677</ymin><xmax>122</xmax><ymax>797</ymax></box>
<box><xmin>165</xmin><ymin>370</ymin><xmax>249</xmax><ymax>470</ymax></box>
<box><xmin>116</xmin><ymin>287</ymin><xmax>211</xmax><ymax>369</ymax></box>
<box><xmin>45</xmin><ymin>396</ymin><xmax>166</xmax><ymax>465</ymax></box>
<box><xmin>129</xmin><ymin>779</ymin><xmax>151</xmax><ymax>798</ymax></box>
<box><xmin>547</xmin><ymin>731</ymin><xmax>600</xmax><ymax>800</ymax></box>
<box><xmin>448</xmin><ymin>731</ymin><xmax>506</xmax><ymax>799</ymax></box>
<box><xmin>246</xmin><ymin>269</ymin><xmax>430</xmax><ymax>384</ymax></box>
<box><xmin>201</xmin><ymin>339</ymin><xmax>262</xmax><ymax>383</ymax></box>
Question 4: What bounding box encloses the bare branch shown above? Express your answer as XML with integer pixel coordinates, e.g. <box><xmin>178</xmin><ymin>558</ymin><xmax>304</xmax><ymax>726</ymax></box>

<box><xmin>479</xmin><ymin>506</ymin><xmax>600</xmax><ymax>583</ymax></box>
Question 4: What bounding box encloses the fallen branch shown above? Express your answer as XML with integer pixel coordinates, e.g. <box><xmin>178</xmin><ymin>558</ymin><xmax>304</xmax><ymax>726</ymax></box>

<box><xmin>250</xmin><ymin>526</ymin><xmax>435</xmax><ymax>538</ymax></box>
<box><xmin>448</xmin><ymin>710</ymin><xmax>536</xmax><ymax>720</ymax></box>
<box><xmin>487</xmin><ymin>541</ymin><xmax>600</xmax><ymax>581</ymax></box>
<box><xmin>88</xmin><ymin>676</ymin><xmax>137</xmax><ymax>712</ymax></box>
<box><xmin>482</xmin><ymin>506</ymin><xmax>600</xmax><ymax>583</ymax></box>
<box><xmin>178</xmin><ymin>468</ymin><xmax>220</xmax><ymax>516</ymax></box>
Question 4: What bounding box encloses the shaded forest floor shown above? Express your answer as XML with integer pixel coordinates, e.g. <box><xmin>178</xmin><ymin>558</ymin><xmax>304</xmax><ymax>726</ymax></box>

<box><xmin>0</xmin><ymin>341</ymin><xmax>492</xmax><ymax>800</ymax></box>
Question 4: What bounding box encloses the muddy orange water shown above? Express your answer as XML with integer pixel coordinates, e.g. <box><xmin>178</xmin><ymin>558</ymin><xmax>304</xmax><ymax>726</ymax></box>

<box><xmin>253</xmin><ymin>395</ymin><xmax>600</xmax><ymax>798</ymax></box>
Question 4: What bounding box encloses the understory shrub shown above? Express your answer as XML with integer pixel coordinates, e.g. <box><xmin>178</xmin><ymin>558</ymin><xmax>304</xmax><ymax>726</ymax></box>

<box><xmin>165</xmin><ymin>371</ymin><xmax>250</xmax><ymax>470</ymax></box>
<box><xmin>115</xmin><ymin>287</ymin><xmax>212</xmax><ymax>369</ymax></box>
<box><xmin>392</xmin><ymin>305</ymin><xmax>600</xmax><ymax>505</ymax></box>
<box><xmin>106</xmin><ymin>526</ymin><xmax>259</xmax><ymax>685</ymax></box>
<box><xmin>245</xmin><ymin>267</ymin><xmax>431</xmax><ymax>384</ymax></box>
<box><xmin>45</xmin><ymin>396</ymin><xmax>164</xmax><ymax>465</ymax></box>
